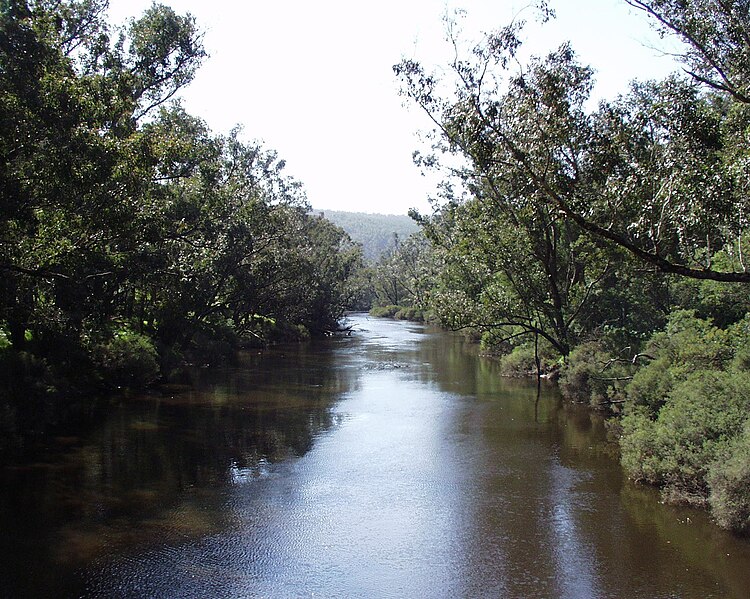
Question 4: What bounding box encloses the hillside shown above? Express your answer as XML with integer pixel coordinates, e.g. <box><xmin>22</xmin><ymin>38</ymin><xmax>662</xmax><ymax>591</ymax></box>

<box><xmin>314</xmin><ymin>209</ymin><xmax>420</xmax><ymax>262</ymax></box>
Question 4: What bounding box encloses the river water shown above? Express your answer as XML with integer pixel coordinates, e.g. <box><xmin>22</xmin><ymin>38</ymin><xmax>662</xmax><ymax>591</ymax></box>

<box><xmin>1</xmin><ymin>314</ymin><xmax>749</xmax><ymax>598</ymax></box>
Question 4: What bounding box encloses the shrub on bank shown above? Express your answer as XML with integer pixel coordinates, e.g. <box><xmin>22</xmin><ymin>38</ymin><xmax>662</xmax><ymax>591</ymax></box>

<box><xmin>621</xmin><ymin>366</ymin><xmax>750</xmax><ymax>510</ymax></box>
<box><xmin>369</xmin><ymin>305</ymin><xmax>401</xmax><ymax>318</ymax></box>
<box><xmin>625</xmin><ymin>356</ymin><xmax>674</xmax><ymax>418</ymax></box>
<box><xmin>497</xmin><ymin>340</ymin><xmax>558</xmax><ymax>378</ymax></box>
<box><xmin>369</xmin><ymin>305</ymin><xmax>426</xmax><ymax>321</ymax></box>
<box><xmin>708</xmin><ymin>423</ymin><xmax>750</xmax><ymax>534</ymax></box>
<box><xmin>92</xmin><ymin>331</ymin><xmax>160</xmax><ymax>389</ymax></box>
<box><xmin>559</xmin><ymin>341</ymin><xmax>631</xmax><ymax>405</ymax></box>
<box><xmin>617</xmin><ymin>311</ymin><xmax>750</xmax><ymax>531</ymax></box>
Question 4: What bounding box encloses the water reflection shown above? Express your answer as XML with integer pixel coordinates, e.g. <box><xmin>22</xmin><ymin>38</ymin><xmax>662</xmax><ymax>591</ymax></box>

<box><xmin>0</xmin><ymin>341</ymin><xmax>355</xmax><ymax>597</ymax></box>
<box><xmin>1</xmin><ymin>314</ymin><xmax>749</xmax><ymax>598</ymax></box>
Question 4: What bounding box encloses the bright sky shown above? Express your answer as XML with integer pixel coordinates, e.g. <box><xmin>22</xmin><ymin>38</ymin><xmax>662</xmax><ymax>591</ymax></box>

<box><xmin>107</xmin><ymin>1</ymin><xmax>681</xmax><ymax>216</ymax></box>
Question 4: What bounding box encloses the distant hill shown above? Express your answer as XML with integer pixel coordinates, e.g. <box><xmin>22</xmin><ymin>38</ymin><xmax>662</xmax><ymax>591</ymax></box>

<box><xmin>314</xmin><ymin>209</ymin><xmax>420</xmax><ymax>262</ymax></box>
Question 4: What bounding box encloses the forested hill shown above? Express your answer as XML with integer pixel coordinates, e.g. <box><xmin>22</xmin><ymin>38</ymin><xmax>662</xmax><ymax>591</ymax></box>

<box><xmin>313</xmin><ymin>210</ymin><xmax>419</xmax><ymax>261</ymax></box>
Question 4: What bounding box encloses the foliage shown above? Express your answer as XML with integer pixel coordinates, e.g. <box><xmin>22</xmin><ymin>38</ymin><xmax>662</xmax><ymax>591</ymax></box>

<box><xmin>558</xmin><ymin>341</ymin><xmax>632</xmax><ymax>405</ymax></box>
<box><xmin>624</xmin><ymin>310</ymin><xmax>738</xmax><ymax>415</ymax></box>
<box><xmin>0</xmin><ymin>1</ymin><xmax>364</xmax><ymax>396</ymax></box>
<box><xmin>497</xmin><ymin>340</ymin><xmax>557</xmax><ymax>378</ymax></box>
<box><xmin>414</xmin><ymin>193</ymin><xmax>621</xmax><ymax>358</ymax></box>
<box><xmin>392</xmin><ymin>2</ymin><xmax>750</xmax><ymax>532</ymax></box>
<box><xmin>394</xmin><ymin>3</ymin><xmax>750</xmax><ymax>283</ymax></box>
<box><xmin>626</xmin><ymin>0</ymin><xmax>750</xmax><ymax>104</ymax></box>
<box><xmin>369</xmin><ymin>305</ymin><xmax>401</xmax><ymax>318</ymax></box>
<box><xmin>92</xmin><ymin>330</ymin><xmax>159</xmax><ymax>389</ymax></box>
<box><xmin>620</xmin><ymin>310</ymin><xmax>750</xmax><ymax>524</ymax></box>
<box><xmin>370</xmin><ymin>231</ymin><xmax>436</xmax><ymax>314</ymax></box>
<box><xmin>621</xmin><ymin>370</ymin><xmax>750</xmax><ymax>506</ymax></box>
<box><xmin>313</xmin><ymin>210</ymin><xmax>419</xmax><ymax>262</ymax></box>
<box><xmin>708</xmin><ymin>422</ymin><xmax>750</xmax><ymax>534</ymax></box>
<box><xmin>369</xmin><ymin>305</ymin><xmax>426</xmax><ymax>322</ymax></box>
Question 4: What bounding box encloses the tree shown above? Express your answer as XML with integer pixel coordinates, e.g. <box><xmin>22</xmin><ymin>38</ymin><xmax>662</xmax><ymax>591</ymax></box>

<box><xmin>0</xmin><ymin>1</ymin><xmax>364</xmax><ymax>391</ymax></box>
<box><xmin>0</xmin><ymin>1</ymin><xmax>205</xmax><ymax>354</ymax></box>
<box><xmin>394</xmin><ymin>4</ymin><xmax>750</xmax><ymax>283</ymax></box>
<box><xmin>417</xmin><ymin>191</ymin><xmax>612</xmax><ymax>358</ymax></box>
<box><xmin>626</xmin><ymin>0</ymin><xmax>750</xmax><ymax>104</ymax></box>
<box><xmin>371</xmin><ymin>232</ymin><xmax>436</xmax><ymax>313</ymax></box>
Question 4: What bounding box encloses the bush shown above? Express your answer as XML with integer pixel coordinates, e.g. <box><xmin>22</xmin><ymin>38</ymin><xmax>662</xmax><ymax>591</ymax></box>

<box><xmin>559</xmin><ymin>341</ymin><xmax>630</xmax><ymax>405</ymax></box>
<box><xmin>498</xmin><ymin>343</ymin><xmax>538</xmax><ymax>377</ymax></box>
<box><xmin>497</xmin><ymin>340</ymin><xmax>558</xmax><ymax>378</ymax></box>
<box><xmin>187</xmin><ymin>320</ymin><xmax>239</xmax><ymax>362</ymax></box>
<box><xmin>369</xmin><ymin>305</ymin><xmax>401</xmax><ymax>318</ymax></box>
<box><xmin>658</xmin><ymin>310</ymin><xmax>734</xmax><ymax>377</ymax></box>
<box><xmin>621</xmin><ymin>370</ymin><xmax>750</xmax><ymax>507</ymax></box>
<box><xmin>0</xmin><ymin>326</ymin><xmax>10</xmax><ymax>350</ymax></box>
<box><xmin>369</xmin><ymin>305</ymin><xmax>425</xmax><ymax>321</ymax></box>
<box><xmin>0</xmin><ymin>349</ymin><xmax>56</xmax><ymax>396</ymax></box>
<box><xmin>625</xmin><ymin>356</ymin><xmax>674</xmax><ymax>418</ymax></box>
<box><xmin>709</xmin><ymin>424</ymin><xmax>750</xmax><ymax>534</ymax></box>
<box><xmin>394</xmin><ymin>306</ymin><xmax>425</xmax><ymax>321</ymax></box>
<box><xmin>93</xmin><ymin>331</ymin><xmax>160</xmax><ymax>389</ymax></box>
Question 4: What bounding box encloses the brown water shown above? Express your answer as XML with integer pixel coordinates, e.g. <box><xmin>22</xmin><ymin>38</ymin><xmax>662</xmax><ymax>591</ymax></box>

<box><xmin>1</xmin><ymin>314</ymin><xmax>749</xmax><ymax>598</ymax></box>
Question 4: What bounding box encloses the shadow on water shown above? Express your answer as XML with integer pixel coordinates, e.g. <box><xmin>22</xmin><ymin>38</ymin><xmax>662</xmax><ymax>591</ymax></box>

<box><xmin>0</xmin><ymin>340</ymin><xmax>357</xmax><ymax>597</ymax></box>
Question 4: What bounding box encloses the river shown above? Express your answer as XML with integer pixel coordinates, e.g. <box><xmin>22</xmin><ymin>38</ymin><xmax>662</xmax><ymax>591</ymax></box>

<box><xmin>1</xmin><ymin>314</ymin><xmax>749</xmax><ymax>598</ymax></box>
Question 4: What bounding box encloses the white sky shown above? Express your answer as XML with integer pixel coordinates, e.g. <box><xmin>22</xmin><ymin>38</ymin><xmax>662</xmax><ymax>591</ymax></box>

<box><xmin>107</xmin><ymin>0</ymin><xmax>681</xmax><ymax>216</ymax></box>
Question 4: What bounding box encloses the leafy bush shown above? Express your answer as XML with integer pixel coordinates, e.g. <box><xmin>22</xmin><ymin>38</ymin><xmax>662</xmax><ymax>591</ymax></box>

<box><xmin>93</xmin><ymin>331</ymin><xmax>160</xmax><ymax>389</ymax></box>
<box><xmin>625</xmin><ymin>356</ymin><xmax>674</xmax><ymax>418</ymax></box>
<box><xmin>369</xmin><ymin>305</ymin><xmax>401</xmax><ymax>318</ymax></box>
<box><xmin>0</xmin><ymin>349</ymin><xmax>56</xmax><ymax>396</ymax></box>
<box><xmin>188</xmin><ymin>320</ymin><xmax>238</xmax><ymax>362</ymax></box>
<box><xmin>654</xmin><ymin>310</ymin><xmax>734</xmax><ymax>377</ymax></box>
<box><xmin>623</xmin><ymin>309</ymin><xmax>738</xmax><ymax>414</ymax></box>
<box><xmin>394</xmin><ymin>306</ymin><xmax>425</xmax><ymax>321</ymax></box>
<box><xmin>0</xmin><ymin>326</ymin><xmax>10</xmax><ymax>350</ymax></box>
<box><xmin>708</xmin><ymin>423</ymin><xmax>750</xmax><ymax>534</ymax></box>
<box><xmin>498</xmin><ymin>343</ymin><xmax>537</xmax><ymax>377</ymax></box>
<box><xmin>369</xmin><ymin>304</ymin><xmax>427</xmax><ymax>322</ymax></box>
<box><xmin>621</xmin><ymin>370</ymin><xmax>750</xmax><ymax>506</ymax></box>
<box><xmin>559</xmin><ymin>341</ymin><xmax>630</xmax><ymax>405</ymax></box>
<box><xmin>497</xmin><ymin>340</ymin><xmax>558</xmax><ymax>378</ymax></box>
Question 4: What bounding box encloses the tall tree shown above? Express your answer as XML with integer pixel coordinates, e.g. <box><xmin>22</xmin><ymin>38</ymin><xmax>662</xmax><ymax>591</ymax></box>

<box><xmin>0</xmin><ymin>1</ymin><xmax>205</xmax><ymax>351</ymax></box>
<box><xmin>394</xmin><ymin>4</ymin><xmax>750</xmax><ymax>283</ymax></box>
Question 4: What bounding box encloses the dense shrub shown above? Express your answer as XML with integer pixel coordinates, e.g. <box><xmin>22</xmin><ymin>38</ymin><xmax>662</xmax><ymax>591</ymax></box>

<box><xmin>498</xmin><ymin>343</ymin><xmax>537</xmax><ymax>377</ymax></box>
<box><xmin>625</xmin><ymin>356</ymin><xmax>674</xmax><ymax>418</ymax></box>
<box><xmin>394</xmin><ymin>306</ymin><xmax>426</xmax><ymax>322</ymax></box>
<box><xmin>93</xmin><ymin>331</ymin><xmax>160</xmax><ymax>389</ymax></box>
<box><xmin>497</xmin><ymin>340</ymin><xmax>558</xmax><ymax>378</ymax></box>
<box><xmin>652</xmin><ymin>310</ymin><xmax>734</xmax><ymax>377</ymax></box>
<box><xmin>559</xmin><ymin>341</ymin><xmax>631</xmax><ymax>405</ymax></box>
<box><xmin>0</xmin><ymin>349</ymin><xmax>55</xmax><ymax>396</ymax></box>
<box><xmin>369</xmin><ymin>305</ymin><xmax>426</xmax><ymax>321</ymax></box>
<box><xmin>708</xmin><ymin>423</ymin><xmax>750</xmax><ymax>534</ymax></box>
<box><xmin>369</xmin><ymin>305</ymin><xmax>401</xmax><ymax>318</ymax></box>
<box><xmin>621</xmin><ymin>370</ymin><xmax>750</xmax><ymax>506</ymax></box>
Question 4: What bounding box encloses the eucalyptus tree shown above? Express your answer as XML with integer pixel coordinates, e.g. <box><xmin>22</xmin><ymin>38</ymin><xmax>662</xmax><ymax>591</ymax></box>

<box><xmin>394</xmin><ymin>2</ymin><xmax>750</xmax><ymax>284</ymax></box>
<box><xmin>0</xmin><ymin>0</ymin><xmax>205</xmax><ymax>354</ymax></box>
<box><xmin>371</xmin><ymin>232</ymin><xmax>436</xmax><ymax>313</ymax></box>
<box><xmin>626</xmin><ymin>0</ymin><xmax>750</xmax><ymax>104</ymax></box>
<box><xmin>418</xmin><ymin>189</ymin><xmax>613</xmax><ymax>358</ymax></box>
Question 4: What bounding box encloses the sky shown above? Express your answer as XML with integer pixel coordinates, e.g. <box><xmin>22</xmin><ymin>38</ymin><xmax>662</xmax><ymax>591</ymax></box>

<box><xmin>107</xmin><ymin>0</ymin><xmax>682</xmax><ymax>216</ymax></box>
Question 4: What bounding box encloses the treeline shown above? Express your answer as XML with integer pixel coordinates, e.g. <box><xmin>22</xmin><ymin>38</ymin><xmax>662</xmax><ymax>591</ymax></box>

<box><xmin>378</xmin><ymin>1</ymin><xmax>750</xmax><ymax>533</ymax></box>
<box><xmin>0</xmin><ymin>1</ymin><xmax>362</xmax><ymax>395</ymax></box>
<box><xmin>313</xmin><ymin>209</ymin><xmax>419</xmax><ymax>262</ymax></box>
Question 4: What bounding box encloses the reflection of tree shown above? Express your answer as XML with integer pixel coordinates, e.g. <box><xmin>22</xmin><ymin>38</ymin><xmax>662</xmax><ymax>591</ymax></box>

<box><xmin>0</xmin><ymin>342</ymin><xmax>356</xmax><ymax>595</ymax></box>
